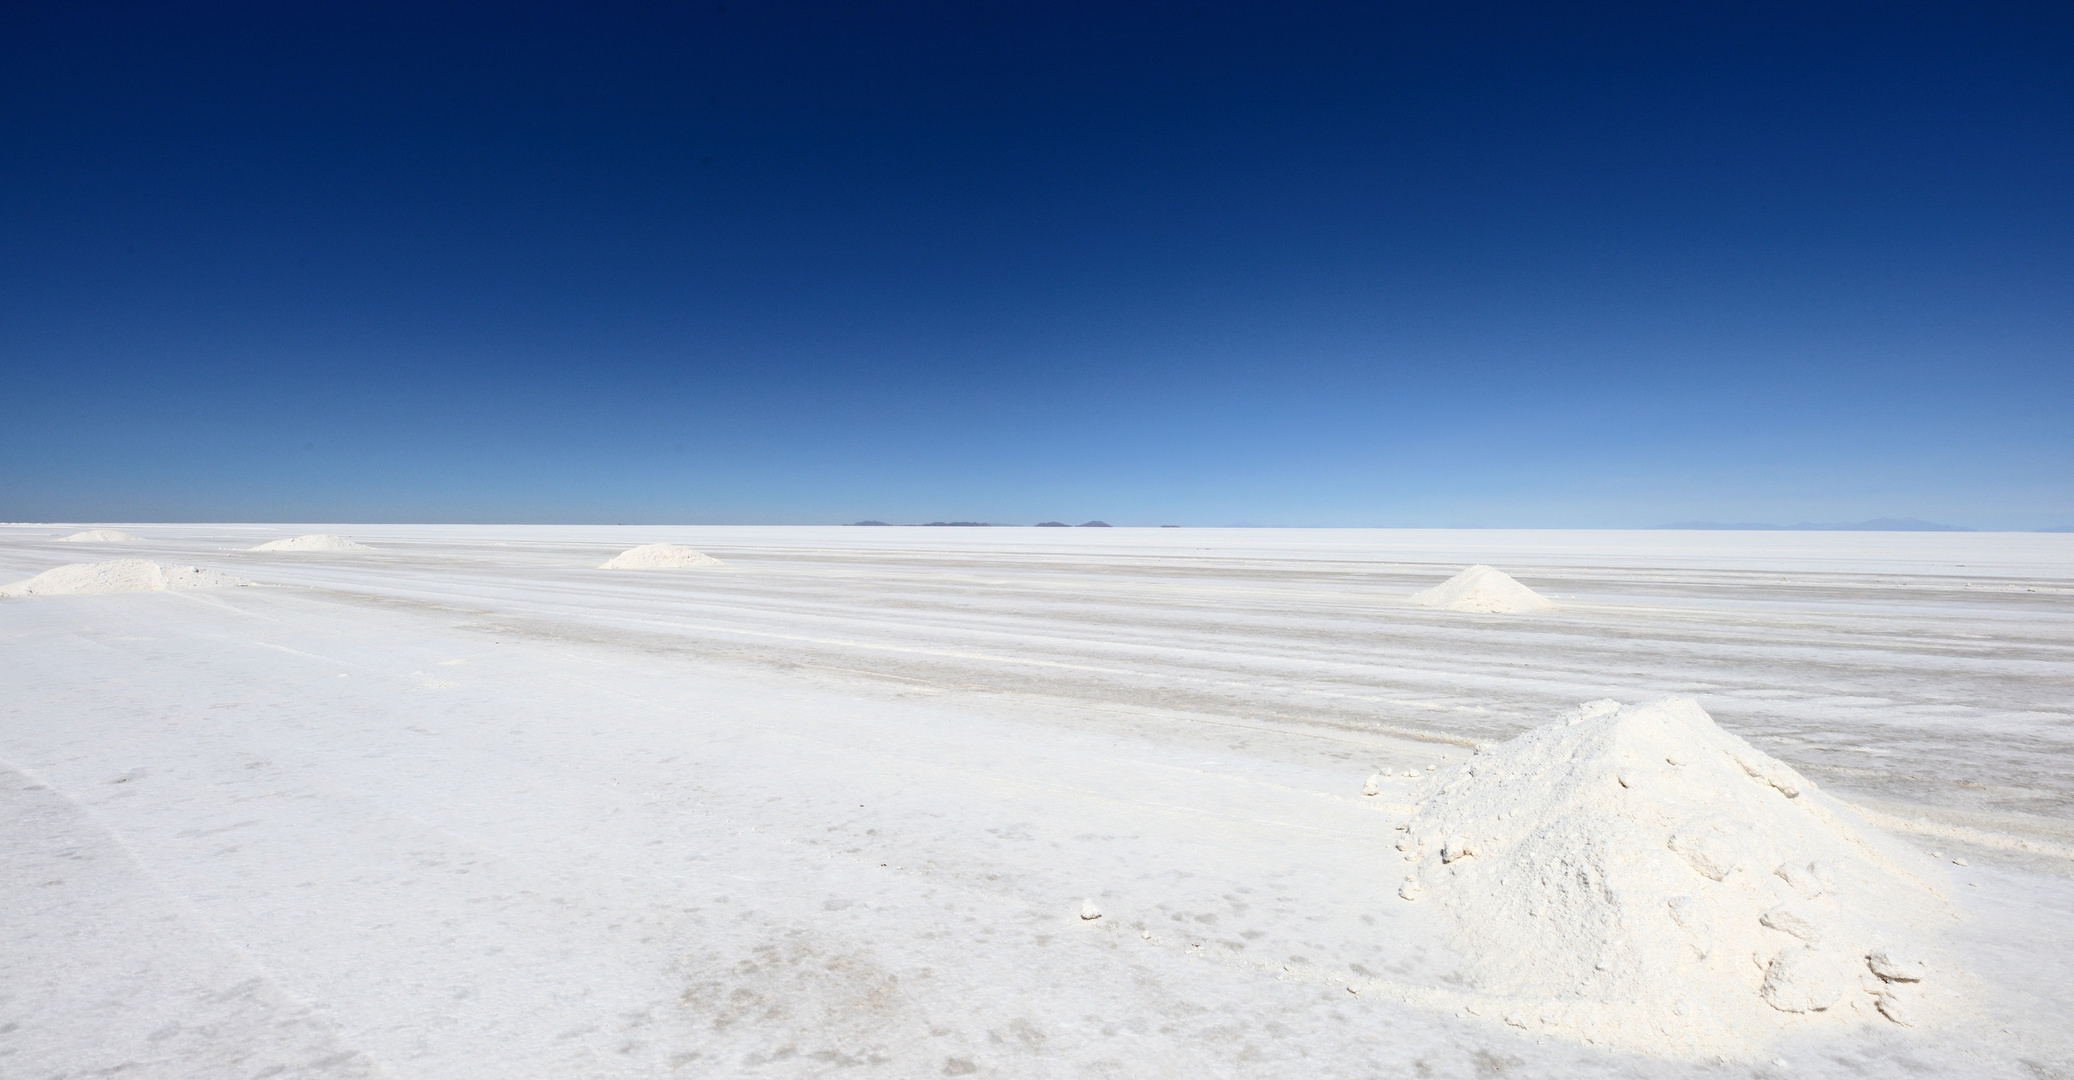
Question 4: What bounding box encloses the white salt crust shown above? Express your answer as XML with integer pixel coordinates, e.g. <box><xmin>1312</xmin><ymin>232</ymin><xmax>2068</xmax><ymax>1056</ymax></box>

<box><xmin>1395</xmin><ymin>697</ymin><xmax>1959</xmax><ymax>1057</ymax></box>
<box><xmin>598</xmin><ymin>543</ymin><xmax>723</xmax><ymax>569</ymax></box>
<box><xmin>0</xmin><ymin>559</ymin><xmax>252</xmax><ymax>597</ymax></box>
<box><xmin>1409</xmin><ymin>564</ymin><xmax>1553</xmax><ymax>613</ymax></box>
<box><xmin>249</xmin><ymin>534</ymin><xmax>372</xmax><ymax>552</ymax></box>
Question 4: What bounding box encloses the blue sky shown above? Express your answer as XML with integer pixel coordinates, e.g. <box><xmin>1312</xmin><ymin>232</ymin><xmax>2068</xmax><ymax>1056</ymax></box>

<box><xmin>3</xmin><ymin>3</ymin><xmax>2069</xmax><ymax>526</ymax></box>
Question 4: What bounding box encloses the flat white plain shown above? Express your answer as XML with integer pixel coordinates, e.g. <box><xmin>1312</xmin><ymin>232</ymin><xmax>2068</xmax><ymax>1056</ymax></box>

<box><xmin>2</xmin><ymin>525</ymin><xmax>2069</xmax><ymax>1078</ymax></box>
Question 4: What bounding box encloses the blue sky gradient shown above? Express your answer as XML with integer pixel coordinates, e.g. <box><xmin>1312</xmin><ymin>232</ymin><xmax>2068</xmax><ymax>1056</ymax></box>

<box><xmin>3</xmin><ymin>3</ymin><xmax>2069</xmax><ymax>526</ymax></box>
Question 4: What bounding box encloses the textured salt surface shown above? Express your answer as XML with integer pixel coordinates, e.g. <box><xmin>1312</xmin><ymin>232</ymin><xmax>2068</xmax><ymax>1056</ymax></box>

<box><xmin>56</xmin><ymin>529</ymin><xmax>143</xmax><ymax>542</ymax></box>
<box><xmin>598</xmin><ymin>542</ymin><xmax>723</xmax><ymax>569</ymax></box>
<box><xmin>1409</xmin><ymin>564</ymin><xmax>1553</xmax><ymax>613</ymax></box>
<box><xmin>249</xmin><ymin>534</ymin><xmax>371</xmax><ymax>552</ymax></box>
<box><xmin>4</xmin><ymin>526</ymin><xmax>2068</xmax><ymax>1078</ymax></box>
<box><xmin>0</xmin><ymin>560</ymin><xmax>252</xmax><ymax>596</ymax></box>
<box><xmin>0</xmin><ymin>765</ymin><xmax>379</xmax><ymax>1078</ymax></box>
<box><xmin>1397</xmin><ymin>697</ymin><xmax>1959</xmax><ymax>1057</ymax></box>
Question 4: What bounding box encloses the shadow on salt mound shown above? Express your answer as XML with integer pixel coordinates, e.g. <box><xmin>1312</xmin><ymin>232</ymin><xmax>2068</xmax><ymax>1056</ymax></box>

<box><xmin>0</xmin><ymin>559</ymin><xmax>252</xmax><ymax>597</ymax></box>
<box><xmin>1396</xmin><ymin>697</ymin><xmax>1960</xmax><ymax>1059</ymax></box>
<box><xmin>57</xmin><ymin>529</ymin><xmax>144</xmax><ymax>542</ymax></box>
<box><xmin>599</xmin><ymin>543</ymin><xmax>723</xmax><ymax>569</ymax></box>
<box><xmin>1409</xmin><ymin>564</ymin><xmax>1552</xmax><ymax>613</ymax></box>
<box><xmin>249</xmin><ymin>534</ymin><xmax>371</xmax><ymax>552</ymax></box>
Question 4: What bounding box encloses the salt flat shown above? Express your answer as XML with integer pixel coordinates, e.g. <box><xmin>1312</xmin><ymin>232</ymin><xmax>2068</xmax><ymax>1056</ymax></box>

<box><xmin>2</xmin><ymin>525</ymin><xmax>2070</xmax><ymax>1078</ymax></box>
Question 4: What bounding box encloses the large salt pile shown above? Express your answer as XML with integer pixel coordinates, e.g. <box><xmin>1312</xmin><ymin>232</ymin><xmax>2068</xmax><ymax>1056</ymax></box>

<box><xmin>0</xmin><ymin>560</ymin><xmax>252</xmax><ymax>597</ymax></box>
<box><xmin>56</xmin><ymin>529</ymin><xmax>144</xmax><ymax>542</ymax></box>
<box><xmin>1409</xmin><ymin>565</ymin><xmax>1552</xmax><ymax>613</ymax></box>
<box><xmin>1396</xmin><ymin>698</ymin><xmax>1957</xmax><ymax>1057</ymax></box>
<box><xmin>599</xmin><ymin>543</ymin><xmax>723</xmax><ymax>569</ymax></box>
<box><xmin>249</xmin><ymin>534</ymin><xmax>372</xmax><ymax>552</ymax></box>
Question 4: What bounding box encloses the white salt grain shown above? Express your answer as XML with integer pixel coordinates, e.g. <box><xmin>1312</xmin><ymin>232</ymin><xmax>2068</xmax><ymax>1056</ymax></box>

<box><xmin>599</xmin><ymin>543</ymin><xmax>723</xmax><ymax>569</ymax></box>
<box><xmin>1407</xmin><ymin>565</ymin><xmax>1553</xmax><ymax>614</ymax></box>
<box><xmin>249</xmin><ymin>534</ymin><xmax>371</xmax><ymax>551</ymax></box>
<box><xmin>1395</xmin><ymin>697</ymin><xmax>1956</xmax><ymax>1056</ymax></box>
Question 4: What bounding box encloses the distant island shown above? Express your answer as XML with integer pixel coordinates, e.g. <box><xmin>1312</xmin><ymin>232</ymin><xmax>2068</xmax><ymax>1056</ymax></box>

<box><xmin>1651</xmin><ymin>518</ymin><xmax>1972</xmax><ymax>532</ymax></box>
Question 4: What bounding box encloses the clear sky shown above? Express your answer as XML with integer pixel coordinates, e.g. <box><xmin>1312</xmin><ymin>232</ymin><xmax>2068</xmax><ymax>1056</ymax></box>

<box><xmin>3</xmin><ymin>3</ymin><xmax>2069</xmax><ymax>527</ymax></box>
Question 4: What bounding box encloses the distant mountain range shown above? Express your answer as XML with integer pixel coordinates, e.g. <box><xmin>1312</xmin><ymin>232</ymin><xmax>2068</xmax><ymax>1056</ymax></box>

<box><xmin>839</xmin><ymin>518</ymin><xmax>2071</xmax><ymax>532</ymax></box>
<box><xmin>848</xmin><ymin>520</ymin><xmax>1111</xmax><ymax>527</ymax></box>
<box><xmin>1651</xmin><ymin>518</ymin><xmax>1973</xmax><ymax>532</ymax></box>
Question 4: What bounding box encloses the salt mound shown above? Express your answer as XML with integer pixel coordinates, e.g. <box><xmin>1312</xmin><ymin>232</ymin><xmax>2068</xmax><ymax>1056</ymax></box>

<box><xmin>249</xmin><ymin>534</ymin><xmax>371</xmax><ymax>552</ymax></box>
<box><xmin>0</xmin><ymin>559</ymin><xmax>252</xmax><ymax>597</ymax></box>
<box><xmin>56</xmin><ymin>529</ymin><xmax>144</xmax><ymax>542</ymax></box>
<box><xmin>1397</xmin><ymin>698</ymin><xmax>1957</xmax><ymax>1057</ymax></box>
<box><xmin>1409</xmin><ymin>564</ymin><xmax>1552</xmax><ymax>613</ymax></box>
<box><xmin>598</xmin><ymin>543</ymin><xmax>723</xmax><ymax>570</ymax></box>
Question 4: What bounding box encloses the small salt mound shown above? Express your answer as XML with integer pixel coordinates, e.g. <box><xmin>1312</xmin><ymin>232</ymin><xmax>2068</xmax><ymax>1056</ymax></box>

<box><xmin>0</xmin><ymin>559</ymin><xmax>252</xmax><ymax>597</ymax></box>
<box><xmin>598</xmin><ymin>543</ymin><xmax>723</xmax><ymax>570</ymax></box>
<box><xmin>56</xmin><ymin>529</ymin><xmax>144</xmax><ymax>542</ymax></box>
<box><xmin>1398</xmin><ymin>698</ymin><xmax>1956</xmax><ymax>1058</ymax></box>
<box><xmin>1409</xmin><ymin>565</ymin><xmax>1552</xmax><ymax>613</ymax></box>
<box><xmin>249</xmin><ymin>534</ymin><xmax>372</xmax><ymax>552</ymax></box>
